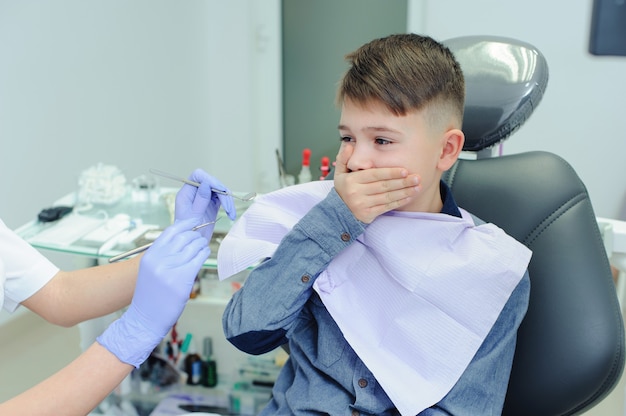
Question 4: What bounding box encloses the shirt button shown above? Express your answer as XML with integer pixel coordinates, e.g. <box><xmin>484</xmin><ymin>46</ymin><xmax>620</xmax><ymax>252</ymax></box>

<box><xmin>358</xmin><ymin>378</ymin><xmax>368</xmax><ymax>388</ymax></box>
<box><xmin>351</xmin><ymin>411</ymin><xmax>360</xmax><ymax>416</ymax></box>
<box><xmin>341</xmin><ymin>232</ymin><xmax>351</xmax><ymax>242</ymax></box>
<box><xmin>301</xmin><ymin>274</ymin><xmax>310</xmax><ymax>283</ymax></box>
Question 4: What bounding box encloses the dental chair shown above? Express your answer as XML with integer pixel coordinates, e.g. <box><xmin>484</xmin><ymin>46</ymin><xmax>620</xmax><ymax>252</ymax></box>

<box><xmin>442</xmin><ymin>36</ymin><xmax>625</xmax><ymax>415</ymax></box>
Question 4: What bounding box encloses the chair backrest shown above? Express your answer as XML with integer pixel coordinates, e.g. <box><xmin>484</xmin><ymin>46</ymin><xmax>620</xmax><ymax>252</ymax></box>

<box><xmin>443</xmin><ymin>36</ymin><xmax>625</xmax><ymax>415</ymax></box>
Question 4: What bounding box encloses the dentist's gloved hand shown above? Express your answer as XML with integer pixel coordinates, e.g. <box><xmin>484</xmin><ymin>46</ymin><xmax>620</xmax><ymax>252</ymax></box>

<box><xmin>97</xmin><ymin>219</ymin><xmax>210</xmax><ymax>367</ymax></box>
<box><xmin>175</xmin><ymin>169</ymin><xmax>236</xmax><ymax>239</ymax></box>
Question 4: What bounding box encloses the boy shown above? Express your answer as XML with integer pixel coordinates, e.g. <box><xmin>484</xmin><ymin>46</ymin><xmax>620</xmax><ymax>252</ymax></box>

<box><xmin>219</xmin><ymin>34</ymin><xmax>531</xmax><ymax>415</ymax></box>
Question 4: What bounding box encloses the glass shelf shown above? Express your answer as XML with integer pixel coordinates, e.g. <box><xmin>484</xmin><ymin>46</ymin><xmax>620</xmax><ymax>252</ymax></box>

<box><xmin>14</xmin><ymin>187</ymin><xmax>251</xmax><ymax>268</ymax></box>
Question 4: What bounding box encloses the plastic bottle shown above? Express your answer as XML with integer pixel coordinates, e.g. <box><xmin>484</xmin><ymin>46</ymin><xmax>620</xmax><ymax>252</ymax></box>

<box><xmin>202</xmin><ymin>336</ymin><xmax>218</xmax><ymax>388</ymax></box>
<box><xmin>183</xmin><ymin>336</ymin><xmax>202</xmax><ymax>385</ymax></box>
<box><xmin>298</xmin><ymin>148</ymin><xmax>312</xmax><ymax>184</ymax></box>
<box><xmin>319</xmin><ymin>156</ymin><xmax>330</xmax><ymax>180</ymax></box>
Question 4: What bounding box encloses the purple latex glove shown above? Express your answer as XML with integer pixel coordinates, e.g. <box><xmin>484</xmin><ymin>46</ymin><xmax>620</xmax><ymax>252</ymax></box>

<box><xmin>174</xmin><ymin>169</ymin><xmax>236</xmax><ymax>239</ymax></box>
<box><xmin>97</xmin><ymin>218</ymin><xmax>210</xmax><ymax>367</ymax></box>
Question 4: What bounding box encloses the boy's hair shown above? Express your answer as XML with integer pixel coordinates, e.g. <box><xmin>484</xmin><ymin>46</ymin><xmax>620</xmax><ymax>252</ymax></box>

<box><xmin>337</xmin><ymin>33</ymin><xmax>465</xmax><ymax>127</ymax></box>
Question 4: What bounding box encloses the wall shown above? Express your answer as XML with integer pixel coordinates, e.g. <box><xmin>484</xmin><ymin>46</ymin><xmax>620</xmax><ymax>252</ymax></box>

<box><xmin>0</xmin><ymin>0</ymin><xmax>281</xmax><ymax>230</ymax></box>
<box><xmin>408</xmin><ymin>0</ymin><xmax>626</xmax><ymax>220</ymax></box>
<box><xmin>3</xmin><ymin>1</ymin><xmax>623</xmax><ymax>228</ymax></box>
<box><xmin>281</xmin><ymin>0</ymin><xmax>408</xmax><ymax>178</ymax></box>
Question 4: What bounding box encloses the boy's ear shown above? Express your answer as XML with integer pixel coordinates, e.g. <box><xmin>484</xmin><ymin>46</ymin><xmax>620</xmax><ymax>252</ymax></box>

<box><xmin>438</xmin><ymin>129</ymin><xmax>465</xmax><ymax>171</ymax></box>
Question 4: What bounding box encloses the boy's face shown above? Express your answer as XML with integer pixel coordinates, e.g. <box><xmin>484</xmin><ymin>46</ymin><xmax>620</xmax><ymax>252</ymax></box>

<box><xmin>338</xmin><ymin>99</ymin><xmax>461</xmax><ymax>212</ymax></box>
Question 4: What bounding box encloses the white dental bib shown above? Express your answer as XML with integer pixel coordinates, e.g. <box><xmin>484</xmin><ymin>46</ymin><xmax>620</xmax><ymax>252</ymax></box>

<box><xmin>218</xmin><ymin>181</ymin><xmax>531</xmax><ymax>415</ymax></box>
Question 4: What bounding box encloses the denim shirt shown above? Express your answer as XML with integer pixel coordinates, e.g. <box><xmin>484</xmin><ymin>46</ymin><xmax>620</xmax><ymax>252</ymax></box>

<box><xmin>222</xmin><ymin>182</ymin><xmax>530</xmax><ymax>415</ymax></box>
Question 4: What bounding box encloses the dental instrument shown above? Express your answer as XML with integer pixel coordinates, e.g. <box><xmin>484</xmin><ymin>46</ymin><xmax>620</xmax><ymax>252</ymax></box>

<box><xmin>108</xmin><ymin>220</ymin><xmax>217</xmax><ymax>263</ymax></box>
<box><xmin>149</xmin><ymin>169</ymin><xmax>256</xmax><ymax>202</ymax></box>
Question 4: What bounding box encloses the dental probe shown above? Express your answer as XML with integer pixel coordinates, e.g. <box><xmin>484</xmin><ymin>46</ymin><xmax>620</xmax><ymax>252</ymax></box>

<box><xmin>108</xmin><ymin>221</ymin><xmax>216</xmax><ymax>263</ymax></box>
<box><xmin>149</xmin><ymin>169</ymin><xmax>257</xmax><ymax>202</ymax></box>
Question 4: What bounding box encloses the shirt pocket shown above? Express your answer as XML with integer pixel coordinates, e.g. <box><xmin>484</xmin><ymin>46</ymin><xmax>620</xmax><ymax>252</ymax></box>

<box><xmin>292</xmin><ymin>293</ymin><xmax>347</xmax><ymax>368</ymax></box>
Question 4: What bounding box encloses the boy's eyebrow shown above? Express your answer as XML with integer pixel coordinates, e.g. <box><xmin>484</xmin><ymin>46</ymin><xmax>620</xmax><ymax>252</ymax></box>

<box><xmin>338</xmin><ymin>124</ymin><xmax>401</xmax><ymax>134</ymax></box>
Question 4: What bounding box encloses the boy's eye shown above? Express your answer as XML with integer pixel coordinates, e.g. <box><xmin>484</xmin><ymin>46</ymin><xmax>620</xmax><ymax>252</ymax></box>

<box><xmin>375</xmin><ymin>137</ymin><xmax>391</xmax><ymax>145</ymax></box>
<box><xmin>340</xmin><ymin>136</ymin><xmax>354</xmax><ymax>143</ymax></box>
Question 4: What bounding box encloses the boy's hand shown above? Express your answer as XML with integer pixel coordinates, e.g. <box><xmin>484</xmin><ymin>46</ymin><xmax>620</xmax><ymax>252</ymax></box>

<box><xmin>333</xmin><ymin>145</ymin><xmax>420</xmax><ymax>224</ymax></box>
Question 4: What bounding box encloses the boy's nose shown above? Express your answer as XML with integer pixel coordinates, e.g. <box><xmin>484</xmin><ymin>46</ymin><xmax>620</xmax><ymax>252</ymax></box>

<box><xmin>346</xmin><ymin>144</ymin><xmax>374</xmax><ymax>171</ymax></box>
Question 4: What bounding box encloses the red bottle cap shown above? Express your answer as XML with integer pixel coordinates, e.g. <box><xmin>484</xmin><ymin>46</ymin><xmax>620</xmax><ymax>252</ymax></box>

<box><xmin>302</xmin><ymin>148</ymin><xmax>311</xmax><ymax>167</ymax></box>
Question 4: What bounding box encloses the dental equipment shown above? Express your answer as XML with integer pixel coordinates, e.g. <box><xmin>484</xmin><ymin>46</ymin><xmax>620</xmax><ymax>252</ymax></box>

<box><xmin>149</xmin><ymin>169</ymin><xmax>256</xmax><ymax>202</ymax></box>
<box><xmin>108</xmin><ymin>220</ymin><xmax>217</xmax><ymax>263</ymax></box>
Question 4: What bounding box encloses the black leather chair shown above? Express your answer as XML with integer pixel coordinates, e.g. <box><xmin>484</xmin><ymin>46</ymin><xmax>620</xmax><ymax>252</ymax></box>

<box><xmin>442</xmin><ymin>36</ymin><xmax>625</xmax><ymax>415</ymax></box>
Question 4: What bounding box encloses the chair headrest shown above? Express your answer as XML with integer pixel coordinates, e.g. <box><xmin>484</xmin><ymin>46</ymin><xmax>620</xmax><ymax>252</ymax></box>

<box><xmin>443</xmin><ymin>36</ymin><xmax>549</xmax><ymax>152</ymax></box>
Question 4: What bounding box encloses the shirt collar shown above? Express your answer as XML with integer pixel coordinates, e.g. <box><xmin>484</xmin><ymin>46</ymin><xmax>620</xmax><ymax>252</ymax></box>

<box><xmin>440</xmin><ymin>180</ymin><xmax>462</xmax><ymax>218</ymax></box>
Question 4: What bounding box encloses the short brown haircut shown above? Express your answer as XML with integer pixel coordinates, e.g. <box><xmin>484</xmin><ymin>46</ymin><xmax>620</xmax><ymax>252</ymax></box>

<box><xmin>337</xmin><ymin>33</ymin><xmax>465</xmax><ymax>127</ymax></box>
